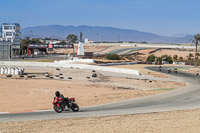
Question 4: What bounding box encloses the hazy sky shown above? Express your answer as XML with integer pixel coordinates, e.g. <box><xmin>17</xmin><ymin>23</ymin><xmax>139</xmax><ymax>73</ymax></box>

<box><xmin>0</xmin><ymin>0</ymin><xmax>199</xmax><ymax>37</ymax></box>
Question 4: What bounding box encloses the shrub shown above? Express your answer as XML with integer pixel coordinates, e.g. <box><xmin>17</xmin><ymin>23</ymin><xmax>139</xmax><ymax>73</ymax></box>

<box><xmin>146</xmin><ymin>54</ymin><xmax>156</xmax><ymax>62</ymax></box>
<box><xmin>106</xmin><ymin>54</ymin><xmax>120</xmax><ymax>60</ymax></box>
<box><xmin>173</xmin><ymin>55</ymin><xmax>178</xmax><ymax>61</ymax></box>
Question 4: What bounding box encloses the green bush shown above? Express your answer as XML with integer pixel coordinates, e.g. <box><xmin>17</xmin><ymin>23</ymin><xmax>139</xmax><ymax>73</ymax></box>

<box><xmin>162</xmin><ymin>55</ymin><xmax>173</xmax><ymax>64</ymax></box>
<box><xmin>146</xmin><ymin>54</ymin><xmax>173</xmax><ymax>64</ymax></box>
<box><xmin>146</xmin><ymin>54</ymin><xmax>156</xmax><ymax>62</ymax></box>
<box><xmin>106</xmin><ymin>54</ymin><xmax>120</xmax><ymax>60</ymax></box>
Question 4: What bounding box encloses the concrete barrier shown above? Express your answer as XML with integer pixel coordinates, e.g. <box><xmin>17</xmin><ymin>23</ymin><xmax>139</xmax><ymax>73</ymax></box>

<box><xmin>55</xmin><ymin>58</ymin><xmax>96</xmax><ymax>63</ymax></box>
<box><xmin>173</xmin><ymin>62</ymin><xmax>186</xmax><ymax>65</ymax></box>
<box><xmin>0</xmin><ymin>61</ymin><xmax>140</xmax><ymax>75</ymax></box>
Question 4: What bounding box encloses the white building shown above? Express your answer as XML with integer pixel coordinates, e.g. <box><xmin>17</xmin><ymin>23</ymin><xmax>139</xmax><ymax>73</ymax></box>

<box><xmin>85</xmin><ymin>38</ymin><xmax>94</xmax><ymax>44</ymax></box>
<box><xmin>45</xmin><ymin>40</ymin><xmax>60</xmax><ymax>44</ymax></box>
<box><xmin>1</xmin><ymin>23</ymin><xmax>21</xmax><ymax>43</ymax></box>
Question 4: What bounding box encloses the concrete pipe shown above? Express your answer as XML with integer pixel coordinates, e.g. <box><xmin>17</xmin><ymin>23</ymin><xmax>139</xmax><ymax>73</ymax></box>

<box><xmin>0</xmin><ymin>68</ymin><xmax>3</xmax><ymax>74</ymax></box>
<box><xmin>7</xmin><ymin>68</ymin><xmax>11</xmax><ymax>75</ymax></box>
<box><xmin>4</xmin><ymin>68</ymin><xmax>8</xmax><ymax>74</ymax></box>
<box><xmin>11</xmin><ymin>68</ymin><xmax>15</xmax><ymax>75</ymax></box>
<box><xmin>15</xmin><ymin>69</ymin><xmax>19</xmax><ymax>75</ymax></box>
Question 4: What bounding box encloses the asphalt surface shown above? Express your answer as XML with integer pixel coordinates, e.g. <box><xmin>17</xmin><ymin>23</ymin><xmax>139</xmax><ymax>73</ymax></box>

<box><xmin>1</xmin><ymin>66</ymin><xmax>200</xmax><ymax>122</ymax></box>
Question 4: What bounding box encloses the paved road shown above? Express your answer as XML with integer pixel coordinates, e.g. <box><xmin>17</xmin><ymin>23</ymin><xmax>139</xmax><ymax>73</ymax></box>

<box><xmin>1</xmin><ymin>66</ymin><xmax>200</xmax><ymax>122</ymax></box>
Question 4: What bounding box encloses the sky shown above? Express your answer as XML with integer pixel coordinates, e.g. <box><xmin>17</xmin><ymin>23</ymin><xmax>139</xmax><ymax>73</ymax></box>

<box><xmin>0</xmin><ymin>0</ymin><xmax>199</xmax><ymax>37</ymax></box>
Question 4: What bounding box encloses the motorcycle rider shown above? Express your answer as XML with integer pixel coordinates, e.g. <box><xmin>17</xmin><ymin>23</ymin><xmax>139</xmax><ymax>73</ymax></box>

<box><xmin>168</xmin><ymin>68</ymin><xmax>171</xmax><ymax>73</ymax></box>
<box><xmin>174</xmin><ymin>68</ymin><xmax>178</xmax><ymax>73</ymax></box>
<box><xmin>196</xmin><ymin>70</ymin><xmax>199</xmax><ymax>76</ymax></box>
<box><xmin>53</xmin><ymin>91</ymin><xmax>69</xmax><ymax>111</ymax></box>
<box><xmin>159</xmin><ymin>66</ymin><xmax>162</xmax><ymax>71</ymax></box>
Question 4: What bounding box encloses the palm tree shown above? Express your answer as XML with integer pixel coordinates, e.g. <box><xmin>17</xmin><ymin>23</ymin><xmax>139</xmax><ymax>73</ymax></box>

<box><xmin>191</xmin><ymin>34</ymin><xmax>200</xmax><ymax>67</ymax></box>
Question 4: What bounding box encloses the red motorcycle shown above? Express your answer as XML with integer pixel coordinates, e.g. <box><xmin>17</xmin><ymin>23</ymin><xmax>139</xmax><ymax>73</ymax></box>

<box><xmin>53</xmin><ymin>97</ymin><xmax>79</xmax><ymax>113</ymax></box>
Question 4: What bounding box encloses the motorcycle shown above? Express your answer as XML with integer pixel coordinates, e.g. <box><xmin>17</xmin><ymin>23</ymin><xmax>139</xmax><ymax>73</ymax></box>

<box><xmin>196</xmin><ymin>72</ymin><xmax>199</xmax><ymax>76</ymax></box>
<box><xmin>174</xmin><ymin>68</ymin><xmax>178</xmax><ymax>73</ymax></box>
<box><xmin>53</xmin><ymin>97</ymin><xmax>79</xmax><ymax>113</ymax></box>
<box><xmin>168</xmin><ymin>69</ymin><xmax>171</xmax><ymax>73</ymax></box>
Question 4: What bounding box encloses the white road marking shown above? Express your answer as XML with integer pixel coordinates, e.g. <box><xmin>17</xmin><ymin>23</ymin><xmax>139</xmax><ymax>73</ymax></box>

<box><xmin>34</xmin><ymin>110</ymin><xmax>53</xmax><ymax>112</ymax></box>
<box><xmin>0</xmin><ymin>112</ymin><xmax>9</xmax><ymax>114</ymax></box>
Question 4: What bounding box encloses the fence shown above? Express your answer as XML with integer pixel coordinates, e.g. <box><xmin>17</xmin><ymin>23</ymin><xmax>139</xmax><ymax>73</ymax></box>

<box><xmin>0</xmin><ymin>42</ymin><xmax>12</xmax><ymax>60</ymax></box>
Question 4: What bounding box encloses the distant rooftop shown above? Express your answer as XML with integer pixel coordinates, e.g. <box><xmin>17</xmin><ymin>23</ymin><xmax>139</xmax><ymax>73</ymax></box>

<box><xmin>2</xmin><ymin>23</ymin><xmax>20</xmax><ymax>26</ymax></box>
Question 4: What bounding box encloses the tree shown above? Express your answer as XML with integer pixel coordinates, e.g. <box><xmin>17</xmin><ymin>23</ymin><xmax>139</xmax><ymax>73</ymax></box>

<box><xmin>187</xmin><ymin>53</ymin><xmax>194</xmax><ymax>61</ymax></box>
<box><xmin>146</xmin><ymin>54</ymin><xmax>156</xmax><ymax>62</ymax></box>
<box><xmin>20</xmin><ymin>38</ymin><xmax>31</xmax><ymax>51</ymax></box>
<box><xmin>20</xmin><ymin>38</ymin><xmax>42</xmax><ymax>54</ymax></box>
<box><xmin>179</xmin><ymin>57</ymin><xmax>183</xmax><ymax>61</ymax></box>
<box><xmin>157</xmin><ymin>57</ymin><xmax>162</xmax><ymax>64</ymax></box>
<box><xmin>66</xmin><ymin>34</ymin><xmax>78</xmax><ymax>43</ymax></box>
<box><xmin>31</xmin><ymin>38</ymin><xmax>41</xmax><ymax>44</ymax></box>
<box><xmin>173</xmin><ymin>55</ymin><xmax>178</xmax><ymax>61</ymax></box>
<box><xmin>190</xmin><ymin>34</ymin><xmax>200</xmax><ymax>66</ymax></box>
<box><xmin>161</xmin><ymin>55</ymin><xmax>173</xmax><ymax>64</ymax></box>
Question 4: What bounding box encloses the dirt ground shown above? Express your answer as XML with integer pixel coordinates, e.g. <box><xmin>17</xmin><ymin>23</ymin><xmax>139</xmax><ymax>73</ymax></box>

<box><xmin>135</xmin><ymin>49</ymin><xmax>196</xmax><ymax>61</ymax></box>
<box><xmin>49</xmin><ymin>46</ymin><xmax>109</xmax><ymax>54</ymax></box>
<box><xmin>1</xmin><ymin>109</ymin><xmax>200</xmax><ymax>133</ymax></box>
<box><xmin>0</xmin><ymin>65</ymin><xmax>185</xmax><ymax>113</ymax></box>
<box><xmin>97</xmin><ymin>46</ymin><xmax>197</xmax><ymax>62</ymax></box>
<box><xmin>0</xmin><ymin>64</ymin><xmax>190</xmax><ymax>133</ymax></box>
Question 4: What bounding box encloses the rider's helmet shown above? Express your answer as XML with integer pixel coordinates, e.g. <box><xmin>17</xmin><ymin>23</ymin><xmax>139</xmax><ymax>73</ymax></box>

<box><xmin>55</xmin><ymin>91</ymin><xmax>60</xmax><ymax>97</ymax></box>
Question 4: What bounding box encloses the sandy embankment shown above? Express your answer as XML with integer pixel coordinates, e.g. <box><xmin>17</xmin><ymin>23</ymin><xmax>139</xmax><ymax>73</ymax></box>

<box><xmin>1</xmin><ymin>109</ymin><xmax>200</xmax><ymax>133</ymax></box>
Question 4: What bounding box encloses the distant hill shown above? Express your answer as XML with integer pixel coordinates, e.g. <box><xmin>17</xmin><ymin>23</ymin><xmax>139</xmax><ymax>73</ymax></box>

<box><xmin>21</xmin><ymin>25</ymin><xmax>193</xmax><ymax>44</ymax></box>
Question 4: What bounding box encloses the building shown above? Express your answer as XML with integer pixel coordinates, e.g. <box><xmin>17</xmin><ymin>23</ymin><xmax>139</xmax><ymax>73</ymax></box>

<box><xmin>85</xmin><ymin>38</ymin><xmax>94</xmax><ymax>44</ymax></box>
<box><xmin>45</xmin><ymin>39</ymin><xmax>60</xmax><ymax>44</ymax></box>
<box><xmin>1</xmin><ymin>23</ymin><xmax>21</xmax><ymax>43</ymax></box>
<box><xmin>0</xmin><ymin>23</ymin><xmax>21</xmax><ymax>60</ymax></box>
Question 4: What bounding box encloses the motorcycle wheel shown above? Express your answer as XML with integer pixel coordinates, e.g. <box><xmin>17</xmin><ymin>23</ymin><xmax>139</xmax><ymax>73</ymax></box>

<box><xmin>53</xmin><ymin>105</ymin><xmax>63</xmax><ymax>113</ymax></box>
<box><xmin>71</xmin><ymin>103</ymin><xmax>79</xmax><ymax>112</ymax></box>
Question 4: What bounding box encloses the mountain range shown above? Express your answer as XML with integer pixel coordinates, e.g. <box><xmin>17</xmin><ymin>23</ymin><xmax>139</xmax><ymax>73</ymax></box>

<box><xmin>21</xmin><ymin>25</ymin><xmax>193</xmax><ymax>44</ymax></box>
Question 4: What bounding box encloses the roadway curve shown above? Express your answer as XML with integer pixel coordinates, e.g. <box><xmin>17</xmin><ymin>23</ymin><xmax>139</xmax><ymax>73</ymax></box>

<box><xmin>1</xmin><ymin>66</ymin><xmax>200</xmax><ymax>122</ymax></box>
